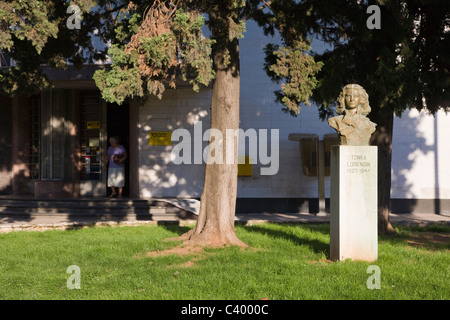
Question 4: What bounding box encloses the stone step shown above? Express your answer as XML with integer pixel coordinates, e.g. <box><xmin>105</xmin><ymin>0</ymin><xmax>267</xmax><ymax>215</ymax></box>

<box><xmin>0</xmin><ymin>199</ymin><xmax>167</xmax><ymax>208</ymax></box>
<box><xmin>0</xmin><ymin>198</ymin><xmax>197</xmax><ymax>220</ymax></box>
<box><xmin>0</xmin><ymin>210</ymin><xmax>177</xmax><ymax>220</ymax></box>
<box><xmin>0</xmin><ymin>207</ymin><xmax>166</xmax><ymax>215</ymax></box>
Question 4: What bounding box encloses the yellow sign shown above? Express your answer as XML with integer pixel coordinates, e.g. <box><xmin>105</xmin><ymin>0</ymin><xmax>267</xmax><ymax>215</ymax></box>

<box><xmin>238</xmin><ymin>155</ymin><xmax>252</xmax><ymax>176</ymax></box>
<box><xmin>149</xmin><ymin>131</ymin><xmax>172</xmax><ymax>146</ymax></box>
<box><xmin>87</xmin><ymin>121</ymin><xmax>100</xmax><ymax>129</ymax></box>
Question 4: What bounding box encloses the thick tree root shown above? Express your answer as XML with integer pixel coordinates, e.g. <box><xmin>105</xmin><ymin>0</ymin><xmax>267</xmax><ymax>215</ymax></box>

<box><xmin>379</xmin><ymin>221</ymin><xmax>397</xmax><ymax>235</ymax></box>
<box><xmin>164</xmin><ymin>229</ymin><xmax>195</xmax><ymax>243</ymax></box>
<box><xmin>163</xmin><ymin>228</ymin><xmax>248</xmax><ymax>251</ymax></box>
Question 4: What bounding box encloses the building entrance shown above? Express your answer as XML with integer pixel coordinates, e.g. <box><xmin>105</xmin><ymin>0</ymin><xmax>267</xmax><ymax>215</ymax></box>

<box><xmin>106</xmin><ymin>103</ymin><xmax>130</xmax><ymax>197</ymax></box>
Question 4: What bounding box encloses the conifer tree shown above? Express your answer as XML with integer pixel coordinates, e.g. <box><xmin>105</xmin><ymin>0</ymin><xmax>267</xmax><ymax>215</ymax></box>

<box><xmin>92</xmin><ymin>0</ymin><xmax>322</xmax><ymax>247</ymax></box>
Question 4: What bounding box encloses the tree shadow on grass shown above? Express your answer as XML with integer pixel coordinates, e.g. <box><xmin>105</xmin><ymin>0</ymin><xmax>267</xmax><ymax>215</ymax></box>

<box><xmin>379</xmin><ymin>227</ymin><xmax>450</xmax><ymax>252</ymax></box>
<box><xmin>159</xmin><ymin>225</ymin><xmax>192</xmax><ymax>237</ymax></box>
<box><xmin>290</xmin><ymin>223</ymin><xmax>330</xmax><ymax>235</ymax></box>
<box><xmin>242</xmin><ymin>224</ymin><xmax>330</xmax><ymax>258</ymax></box>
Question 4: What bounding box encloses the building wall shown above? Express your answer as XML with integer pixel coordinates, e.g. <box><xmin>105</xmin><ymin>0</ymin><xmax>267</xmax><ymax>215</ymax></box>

<box><xmin>391</xmin><ymin>109</ymin><xmax>450</xmax><ymax>213</ymax></box>
<box><xmin>137</xmin><ymin>20</ymin><xmax>450</xmax><ymax>214</ymax></box>
<box><xmin>138</xmin><ymin>88</ymin><xmax>211</xmax><ymax>198</ymax></box>
<box><xmin>238</xmin><ymin>21</ymin><xmax>335</xmax><ymax>201</ymax></box>
<box><xmin>137</xmin><ymin>21</ymin><xmax>336</xmax><ymax>205</ymax></box>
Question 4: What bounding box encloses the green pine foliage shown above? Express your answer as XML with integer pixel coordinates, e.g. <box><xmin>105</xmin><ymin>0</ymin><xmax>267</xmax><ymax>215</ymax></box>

<box><xmin>254</xmin><ymin>0</ymin><xmax>449</xmax><ymax>118</ymax></box>
<box><xmin>92</xmin><ymin>45</ymin><xmax>144</xmax><ymax>104</ymax></box>
<box><xmin>1</xmin><ymin>1</ymin><xmax>322</xmax><ymax>114</ymax></box>
<box><xmin>0</xmin><ymin>0</ymin><xmax>125</xmax><ymax>96</ymax></box>
<box><xmin>93</xmin><ymin>0</ymin><xmax>321</xmax><ymax>109</ymax></box>
<box><xmin>0</xmin><ymin>0</ymin><xmax>59</xmax><ymax>54</ymax></box>
<box><xmin>93</xmin><ymin>7</ymin><xmax>215</xmax><ymax>104</ymax></box>
<box><xmin>266</xmin><ymin>40</ymin><xmax>323</xmax><ymax>115</ymax></box>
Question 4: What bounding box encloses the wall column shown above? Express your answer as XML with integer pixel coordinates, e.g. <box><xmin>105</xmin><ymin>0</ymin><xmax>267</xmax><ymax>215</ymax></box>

<box><xmin>0</xmin><ymin>96</ymin><xmax>13</xmax><ymax>194</ymax></box>
<box><xmin>12</xmin><ymin>94</ymin><xmax>31</xmax><ymax>195</ymax></box>
<box><xmin>129</xmin><ymin>101</ymin><xmax>140</xmax><ymax>198</ymax></box>
<box><xmin>69</xmin><ymin>89</ymin><xmax>81</xmax><ymax>197</ymax></box>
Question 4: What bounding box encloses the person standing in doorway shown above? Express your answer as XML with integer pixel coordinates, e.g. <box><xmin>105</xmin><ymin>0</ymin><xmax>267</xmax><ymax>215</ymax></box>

<box><xmin>104</xmin><ymin>135</ymin><xmax>128</xmax><ymax>198</ymax></box>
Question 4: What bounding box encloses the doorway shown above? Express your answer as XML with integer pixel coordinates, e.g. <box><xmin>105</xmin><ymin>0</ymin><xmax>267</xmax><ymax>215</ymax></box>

<box><xmin>107</xmin><ymin>103</ymin><xmax>130</xmax><ymax>197</ymax></box>
<box><xmin>79</xmin><ymin>92</ymin><xmax>106</xmax><ymax>197</ymax></box>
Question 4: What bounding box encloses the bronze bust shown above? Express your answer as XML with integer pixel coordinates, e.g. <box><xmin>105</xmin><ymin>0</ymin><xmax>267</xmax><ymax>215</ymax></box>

<box><xmin>328</xmin><ymin>84</ymin><xmax>377</xmax><ymax>146</ymax></box>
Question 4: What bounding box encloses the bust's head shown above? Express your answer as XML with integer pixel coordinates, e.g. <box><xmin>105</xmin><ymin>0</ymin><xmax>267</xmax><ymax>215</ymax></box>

<box><xmin>336</xmin><ymin>84</ymin><xmax>370</xmax><ymax>116</ymax></box>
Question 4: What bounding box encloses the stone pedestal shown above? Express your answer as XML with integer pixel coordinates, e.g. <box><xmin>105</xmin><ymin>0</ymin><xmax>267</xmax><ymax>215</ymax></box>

<box><xmin>330</xmin><ymin>146</ymin><xmax>378</xmax><ymax>261</ymax></box>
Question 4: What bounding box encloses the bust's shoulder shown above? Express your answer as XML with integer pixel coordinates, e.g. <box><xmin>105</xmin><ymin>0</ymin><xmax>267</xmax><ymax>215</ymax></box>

<box><xmin>328</xmin><ymin>115</ymin><xmax>344</xmax><ymax>125</ymax></box>
<box><xmin>329</xmin><ymin>115</ymin><xmax>344</xmax><ymax>121</ymax></box>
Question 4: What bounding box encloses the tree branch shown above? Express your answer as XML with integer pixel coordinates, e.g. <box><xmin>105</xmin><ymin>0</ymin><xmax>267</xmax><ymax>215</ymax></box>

<box><xmin>241</xmin><ymin>0</ymin><xmax>272</xmax><ymax>22</ymax></box>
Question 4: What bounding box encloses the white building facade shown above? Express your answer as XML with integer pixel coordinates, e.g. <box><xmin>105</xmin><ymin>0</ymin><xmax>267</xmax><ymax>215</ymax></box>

<box><xmin>1</xmin><ymin>21</ymin><xmax>448</xmax><ymax>215</ymax></box>
<box><xmin>135</xmin><ymin>21</ymin><xmax>450</xmax><ymax>214</ymax></box>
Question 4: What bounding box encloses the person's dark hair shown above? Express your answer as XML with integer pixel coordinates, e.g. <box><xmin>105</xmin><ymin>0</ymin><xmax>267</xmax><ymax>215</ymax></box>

<box><xmin>110</xmin><ymin>135</ymin><xmax>121</xmax><ymax>145</ymax></box>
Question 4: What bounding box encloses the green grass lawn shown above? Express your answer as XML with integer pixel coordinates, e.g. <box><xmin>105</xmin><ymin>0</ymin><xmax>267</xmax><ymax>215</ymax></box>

<box><xmin>0</xmin><ymin>223</ymin><xmax>449</xmax><ymax>300</ymax></box>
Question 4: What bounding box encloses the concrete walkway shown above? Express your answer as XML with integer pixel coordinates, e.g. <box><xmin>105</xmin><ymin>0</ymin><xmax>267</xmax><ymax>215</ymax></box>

<box><xmin>236</xmin><ymin>212</ymin><xmax>450</xmax><ymax>225</ymax></box>
<box><xmin>1</xmin><ymin>210</ymin><xmax>449</xmax><ymax>233</ymax></box>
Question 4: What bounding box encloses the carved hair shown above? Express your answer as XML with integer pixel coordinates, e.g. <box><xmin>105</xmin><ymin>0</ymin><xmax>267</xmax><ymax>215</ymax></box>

<box><xmin>336</xmin><ymin>84</ymin><xmax>371</xmax><ymax>116</ymax></box>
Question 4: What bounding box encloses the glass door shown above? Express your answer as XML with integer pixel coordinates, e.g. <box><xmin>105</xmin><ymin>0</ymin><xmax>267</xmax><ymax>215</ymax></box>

<box><xmin>79</xmin><ymin>94</ymin><xmax>106</xmax><ymax>196</ymax></box>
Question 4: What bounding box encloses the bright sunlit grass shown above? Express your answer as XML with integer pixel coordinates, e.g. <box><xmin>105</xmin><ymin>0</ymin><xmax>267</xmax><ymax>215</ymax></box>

<box><xmin>0</xmin><ymin>223</ymin><xmax>448</xmax><ymax>300</ymax></box>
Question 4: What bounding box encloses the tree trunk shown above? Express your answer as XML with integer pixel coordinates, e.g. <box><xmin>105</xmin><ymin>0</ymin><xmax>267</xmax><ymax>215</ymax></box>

<box><xmin>370</xmin><ymin>109</ymin><xmax>396</xmax><ymax>235</ymax></box>
<box><xmin>171</xmin><ymin>30</ymin><xmax>246</xmax><ymax>247</ymax></box>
